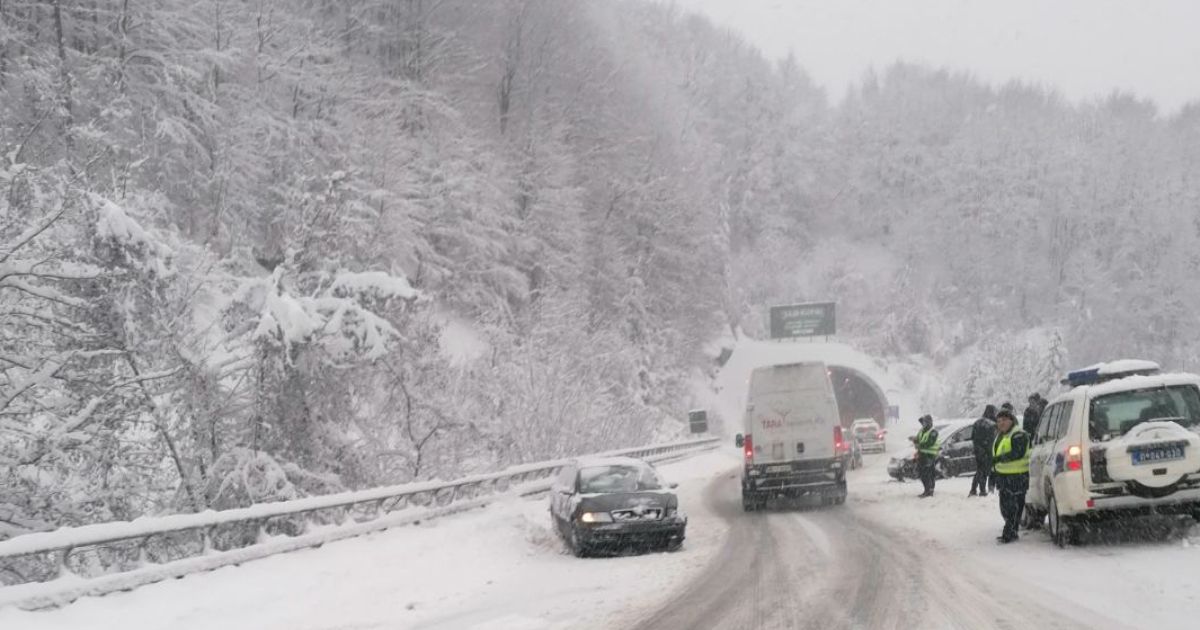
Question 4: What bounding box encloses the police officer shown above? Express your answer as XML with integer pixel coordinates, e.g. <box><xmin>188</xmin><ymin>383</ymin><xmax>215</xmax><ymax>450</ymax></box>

<box><xmin>910</xmin><ymin>414</ymin><xmax>939</xmax><ymax>498</ymax></box>
<box><xmin>993</xmin><ymin>409</ymin><xmax>1031</xmax><ymax>543</ymax></box>
<box><xmin>969</xmin><ymin>404</ymin><xmax>997</xmax><ymax>497</ymax></box>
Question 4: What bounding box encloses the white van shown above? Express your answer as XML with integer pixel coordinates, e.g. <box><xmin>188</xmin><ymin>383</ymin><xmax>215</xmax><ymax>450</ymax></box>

<box><xmin>1025</xmin><ymin>360</ymin><xmax>1200</xmax><ymax>546</ymax></box>
<box><xmin>734</xmin><ymin>362</ymin><xmax>848</xmax><ymax>511</ymax></box>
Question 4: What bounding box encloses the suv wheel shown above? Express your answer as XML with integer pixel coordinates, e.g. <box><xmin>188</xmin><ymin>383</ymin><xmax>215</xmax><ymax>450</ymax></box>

<box><xmin>1048</xmin><ymin>494</ymin><xmax>1073</xmax><ymax>548</ymax></box>
<box><xmin>1021</xmin><ymin>505</ymin><xmax>1045</xmax><ymax>530</ymax></box>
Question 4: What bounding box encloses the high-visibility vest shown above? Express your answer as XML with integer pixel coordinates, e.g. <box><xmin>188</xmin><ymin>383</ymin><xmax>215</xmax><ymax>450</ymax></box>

<box><xmin>916</xmin><ymin>427</ymin><xmax>939</xmax><ymax>456</ymax></box>
<box><xmin>993</xmin><ymin>429</ymin><xmax>1030</xmax><ymax>475</ymax></box>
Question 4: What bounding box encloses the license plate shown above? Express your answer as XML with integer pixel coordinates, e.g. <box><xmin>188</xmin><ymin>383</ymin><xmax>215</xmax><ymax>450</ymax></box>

<box><xmin>1132</xmin><ymin>445</ymin><xmax>1185</xmax><ymax>465</ymax></box>
<box><xmin>767</xmin><ymin>464</ymin><xmax>792</xmax><ymax>473</ymax></box>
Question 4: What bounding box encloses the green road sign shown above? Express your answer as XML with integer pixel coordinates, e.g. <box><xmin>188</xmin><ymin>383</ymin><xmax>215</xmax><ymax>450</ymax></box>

<box><xmin>769</xmin><ymin>302</ymin><xmax>836</xmax><ymax>339</ymax></box>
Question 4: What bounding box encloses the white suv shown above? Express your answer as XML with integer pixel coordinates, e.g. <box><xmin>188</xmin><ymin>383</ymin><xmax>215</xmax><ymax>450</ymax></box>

<box><xmin>1026</xmin><ymin>360</ymin><xmax>1200</xmax><ymax>546</ymax></box>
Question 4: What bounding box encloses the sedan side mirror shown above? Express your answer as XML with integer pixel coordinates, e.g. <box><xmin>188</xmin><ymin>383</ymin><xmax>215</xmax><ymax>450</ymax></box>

<box><xmin>669</xmin><ymin>482</ymin><xmax>679</xmax><ymax>490</ymax></box>
<box><xmin>735</xmin><ymin>434</ymin><xmax>744</xmax><ymax>448</ymax></box>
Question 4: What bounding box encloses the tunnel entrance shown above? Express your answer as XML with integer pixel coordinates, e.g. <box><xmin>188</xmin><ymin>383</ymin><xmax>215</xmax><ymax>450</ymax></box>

<box><xmin>829</xmin><ymin>366</ymin><xmax>888</xmax><ymax>428</ymax></box>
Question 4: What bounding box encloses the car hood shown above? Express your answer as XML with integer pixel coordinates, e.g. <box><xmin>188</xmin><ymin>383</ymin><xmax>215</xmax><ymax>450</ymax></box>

<box><xmin>577</xmin><ymin>491</ymin><xmax>676</xmax><ymax>513</ymax></box>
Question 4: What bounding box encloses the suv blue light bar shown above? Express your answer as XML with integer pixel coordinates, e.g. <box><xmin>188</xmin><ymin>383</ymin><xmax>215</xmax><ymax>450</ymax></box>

<box><xmin>1061</xmin><ymin>360</ymin><xmax>1161</xmax><ymax>387</ymax></box>
<box><xmin>1064</xmin><ymin>367</ymin><xmax>1102</xmax><ymax>387</ymax></box>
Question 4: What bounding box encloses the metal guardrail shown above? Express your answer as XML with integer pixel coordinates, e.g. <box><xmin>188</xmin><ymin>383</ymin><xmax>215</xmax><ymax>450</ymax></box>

<box><xmin>0</xmin><ymin>437</ymin><xmax>720</xmax><ymax>609</ymax></box>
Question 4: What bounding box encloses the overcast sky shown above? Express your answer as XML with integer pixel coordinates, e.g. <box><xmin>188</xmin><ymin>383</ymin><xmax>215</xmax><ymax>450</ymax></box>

<box><xmin>673</xmin><ymin>0</ymin><xmax>1200</xmax><ymax>113</ymax></box>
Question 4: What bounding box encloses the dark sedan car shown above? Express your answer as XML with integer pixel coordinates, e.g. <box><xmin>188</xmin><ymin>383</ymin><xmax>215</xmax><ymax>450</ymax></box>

<box><xmin>549</xmin><ymin>457</ymin><xmax>686</xmax><ymax>557</ymax></box>
<box><xmin>887</xmin><ymin>420</ymin><xmax>978</xmax><ymax>481</ymax></box>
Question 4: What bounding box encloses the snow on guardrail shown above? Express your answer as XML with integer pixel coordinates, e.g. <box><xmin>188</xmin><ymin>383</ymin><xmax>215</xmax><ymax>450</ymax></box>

<box><xmin>0</xmin><ymin>437</ymin><xmax>720</xmax><ymax>610</ymax></box>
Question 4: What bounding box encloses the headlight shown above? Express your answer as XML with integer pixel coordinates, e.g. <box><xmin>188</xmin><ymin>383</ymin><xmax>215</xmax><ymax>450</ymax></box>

<box><xmin>579</xmin><ymin>511</ymin><xmax>613</xmax><ymax>523</ymax></box>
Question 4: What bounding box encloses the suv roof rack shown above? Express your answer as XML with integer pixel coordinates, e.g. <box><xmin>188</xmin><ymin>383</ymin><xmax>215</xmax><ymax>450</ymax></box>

<box><xmin>1062</xmin><ymin>359</ymin><xmax>1161</xmax><ymax>388</ymax></box>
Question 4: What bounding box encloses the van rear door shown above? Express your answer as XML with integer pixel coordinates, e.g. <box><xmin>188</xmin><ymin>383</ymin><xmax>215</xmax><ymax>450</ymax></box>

<box><xmin>746</xmin><ymin>363</ymin><xmax>840</xmax><ymax>464</ymax></box>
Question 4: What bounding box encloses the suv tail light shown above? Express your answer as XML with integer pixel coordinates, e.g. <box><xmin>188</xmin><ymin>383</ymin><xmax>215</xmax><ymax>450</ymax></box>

<box><xmin>743</xmin><ymin>433</ymin><xmax>754</xmax><ymax>464</ymax></box>
<box><xmin>1066</xmin><ymin>445</ymin><xmax>1083</xmax><ymax>471</ymax></box>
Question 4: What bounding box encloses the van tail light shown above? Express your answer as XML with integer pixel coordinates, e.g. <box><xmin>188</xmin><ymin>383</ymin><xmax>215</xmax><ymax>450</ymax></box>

<box><xmin>743</xmin><ymin>434</ymin><xmax>754</xmax><ymax>464</ymax></box>
<box><xmin>1066</xmin><ymin>445</ymin><xmax>1083</xmax><ymax>471</ymax></box>
<box><xmin>834</xmin><ymin>425</ymin><xmax>846</xmax><ymax>454</ymax></box>
<box><xmin>876</xmin><ymin>431</ymin><xmax>885</xmax><ymax>439</ymax></box>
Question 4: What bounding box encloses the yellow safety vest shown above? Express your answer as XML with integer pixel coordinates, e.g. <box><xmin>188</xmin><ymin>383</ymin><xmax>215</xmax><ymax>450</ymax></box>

<box><xmin>993</xmin><ymin>429</ymin><xmax>1030</xmax><ymax>475</ymax></box>
<box><xmin>916</xmin><ymin>427</ymin><xmax>939</xmax><ymax>456</ymax></box>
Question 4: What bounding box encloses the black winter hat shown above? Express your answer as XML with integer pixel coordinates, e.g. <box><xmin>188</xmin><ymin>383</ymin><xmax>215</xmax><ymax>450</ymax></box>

<box><xmin>996</xmin><ymin>409</ymin><xmax>1017</xmax><ymax>422</ymax></box>
<box><xmin>1001</xmin><ymin>401</ymin><xmax>1014</xmax><ymax>412</ymax></box>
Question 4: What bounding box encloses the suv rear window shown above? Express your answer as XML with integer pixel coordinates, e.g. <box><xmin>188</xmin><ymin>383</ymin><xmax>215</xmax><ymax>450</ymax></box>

<box><xmin>1088</xmin><ymin>385</ymin><xmax>1200</xmax><ymax>441</ymax></box>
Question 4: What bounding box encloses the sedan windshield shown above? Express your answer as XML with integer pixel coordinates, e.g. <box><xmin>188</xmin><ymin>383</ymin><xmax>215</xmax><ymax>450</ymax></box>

<box><xmin>579</xmin><ymin>465</ymin><xmax>662</xmax><ymax>494</ymax></box>
<box><xmin>1089</xmin><ymin>385</ymin><xmax>1200</xmax><ymax>441</ymax></box>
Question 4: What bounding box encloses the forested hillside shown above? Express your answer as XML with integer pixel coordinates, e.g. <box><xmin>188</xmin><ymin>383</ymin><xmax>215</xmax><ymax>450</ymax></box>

<box><xmin>2</xmin><ymin>0</ymin><xmax>1198</xmax><ymax>534</ymax></box>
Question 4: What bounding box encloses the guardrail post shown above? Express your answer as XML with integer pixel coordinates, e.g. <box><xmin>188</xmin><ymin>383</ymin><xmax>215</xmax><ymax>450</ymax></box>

<box><xmin>137</xmin><ymin>537</ymin><xmax>151</xmax><ymax>567</ymax></box>
<box><xmin>202</xmin><ymin>525</ymin><xmax>216</xmax><ymax>553</ymax></box>
<box><xmin>57</xmin><ymin>546</ymin><xmax>74</xmax><ymax>578</ymax></box>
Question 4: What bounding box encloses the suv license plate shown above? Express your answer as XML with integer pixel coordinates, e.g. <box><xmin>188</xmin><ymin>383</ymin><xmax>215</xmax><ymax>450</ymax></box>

<box><xmin>766</xmin><ymin>464</ymin><xmax>792</xmax><ymax>473</ymax></box>
<box><xmin>1132</xmin><ymin>445</ymin><xmax>1185</xmax><ymax>466</ymax></box>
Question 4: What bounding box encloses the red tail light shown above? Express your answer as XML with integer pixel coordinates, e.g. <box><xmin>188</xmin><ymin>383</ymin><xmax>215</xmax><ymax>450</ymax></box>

<box><xmin>743</xmin><ymin>434</ymin><xmax>754</xmax><ymax>464</ymax></box>
<box><xmin>834</xmin><ymin>425</ymin><xmax>846</xmax><ymax>453</ymax></box>
<box><xmin>876</xmin><ymin>431</ymin><xmax>885</xmax><ymax>439</ymax></box>
<box><xmin>1066</xmin><ymin>445</ymin><xmax>1083</xmax><ymax>471</ymax></box>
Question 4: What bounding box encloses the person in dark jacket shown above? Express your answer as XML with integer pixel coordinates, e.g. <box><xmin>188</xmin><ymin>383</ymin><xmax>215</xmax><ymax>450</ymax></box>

<box><xmin>993</xmin><ymin>409</ymin><xmax>1031</xmax><ymax>543</ymax></box>
<box><xmin>1023</xmin><ymin>393</ymin><xmax>1047</xmax><ymax>435</ymax></box>
<box><xmin>969</xmin><ymin>404</ymin><xmax>997</xmax><ymax>497</ymax></box>
<box><xmin>910</xmin><ymin>414</ymin><xmax>939</xmax><ymax>498</ymax></box>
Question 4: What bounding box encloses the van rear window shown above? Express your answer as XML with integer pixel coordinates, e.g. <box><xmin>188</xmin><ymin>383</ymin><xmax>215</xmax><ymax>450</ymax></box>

<box><xmin>1088</xmin><ymin>385</ymin><xmax>1200</xmax><ymax>441</ymax></box>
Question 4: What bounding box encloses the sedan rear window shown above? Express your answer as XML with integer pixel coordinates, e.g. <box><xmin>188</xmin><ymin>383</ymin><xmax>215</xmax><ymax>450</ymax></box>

<box><xmin>579</xmin><ymin>465</ymin><xmax>662</xmax><ymax>494</ymax></box>
<box><xmin>1088</xmin><ymin>385</ymin><xmax>1200</xmax><ymax>441</ymax></box>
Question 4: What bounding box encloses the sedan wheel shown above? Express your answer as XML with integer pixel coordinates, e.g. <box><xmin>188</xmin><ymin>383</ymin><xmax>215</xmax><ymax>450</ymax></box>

<box><xmin>568</xmin><ymin>528</ymin><xmax>590</xmax><ymax>558</ymax></box>
<box><xmin>934</xmin><ymin>459</ymin><xmax>950</xmax><ymax>479</ymax></box>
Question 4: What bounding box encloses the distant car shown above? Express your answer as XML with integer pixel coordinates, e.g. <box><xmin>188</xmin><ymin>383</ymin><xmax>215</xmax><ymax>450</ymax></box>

<box><xmin>851</xmin><ymin>418</ymin><xmax>887</xmax><ymax>453</ymax></box>
<box><xmin>1025</xmin><ymin>360</ymin><xmax>1200</xmax><ymax>547</ymax></box>
<box><xmin>549</xmin><ymin>457</ymin><xmax>686</xmax><ymax>557</ymax></box>
<box><xmin>887</xmin><ymin>419</ymin><xmax>975</xmax><ymax>481</ymax></box>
